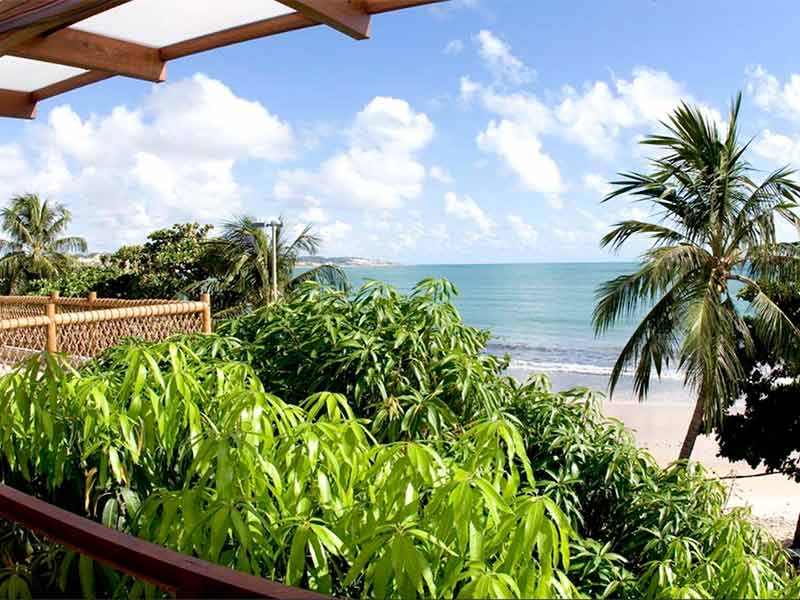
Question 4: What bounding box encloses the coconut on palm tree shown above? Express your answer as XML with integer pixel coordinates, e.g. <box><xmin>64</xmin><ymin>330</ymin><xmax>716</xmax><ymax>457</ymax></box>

<box><xmin>200</xmin><ymin>216</ymin><xmax>349</xmax><ymax>310</ymax></box>
<box><xmin>0</xmin><ymin>193</ymin><xmax>87</xmax><ymax>293</ymax></box>
<box><xmin>593</xmin><ymin>93</ymin><xmax>800</xmax><ymax>460</ymax></box>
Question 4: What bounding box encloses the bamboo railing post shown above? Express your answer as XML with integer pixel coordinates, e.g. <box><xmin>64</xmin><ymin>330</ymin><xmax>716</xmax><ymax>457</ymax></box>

<box><xmin>87</xmin><ymin>291</ymin><xmax>97</xmax><ymax>304</ymax></box>
<box><xmin>46</xmin><ymin>302</ymin><xmax>57</xmax><ymax>353</ymax></box>
<box><xmin>200</xmin><ymin>292</ymin><xmax>212</xmax><ymax>334</ymax></box>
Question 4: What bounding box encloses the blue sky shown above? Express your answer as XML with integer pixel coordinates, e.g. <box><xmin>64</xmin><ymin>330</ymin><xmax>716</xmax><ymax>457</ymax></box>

<box><xmin>2</xmin><ymin>0</ymin><xmax>800</xmax><ymax>263</ymax></box>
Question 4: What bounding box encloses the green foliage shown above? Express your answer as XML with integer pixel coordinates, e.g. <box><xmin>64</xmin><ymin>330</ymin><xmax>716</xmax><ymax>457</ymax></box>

<box><xmin>197</xmin><ymin>216</ymin><xmax>349</xmax><ymax>310</ymax></box>
<box><xmin>714</xmin><ymin>279</ymin><xmax>800</xmax><ymax>545</ymax></box>
<box><xmin>108</xmin><ymin>222</ymin><xmax>215</xmax><ymax>300</ymax></box>
<box><xmin>0</xmin><ymin>279</ymin><xmax>797</xmax><ymax>598</ymax></box>
<box><xmin>23</xmin><ymin>264</ymin><xmax>130</xmax><ymax>297</ymax></box>
<box><xmin>22</xmin><ymin>222</ymin><xmax>214</xmax><ymax>300</ymax></box>
<box><xmin>0</xmin><ymin>193</ymin><xmax>87</xmax><ymax>294</ymax></box>
<box><xmin>593</xmin><ymin>93</ymin><xmax>800</xmax><ymax>459</ymax></box>
<box><xmin>0</xmin><ymin>344</ymin><xmax>574</xmax><ymax>598</ymax></box>
<box><xmin>218</xmin><ymin>278</ymin><xmax>509</xmax><ymax>440</ymax></box>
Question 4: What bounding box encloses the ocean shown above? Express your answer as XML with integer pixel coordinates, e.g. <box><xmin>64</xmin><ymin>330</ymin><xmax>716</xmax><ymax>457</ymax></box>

<box><xmin>339</xmin><ymin>263</ymin><xmax>691</xmax><ymax>404</ymax></box>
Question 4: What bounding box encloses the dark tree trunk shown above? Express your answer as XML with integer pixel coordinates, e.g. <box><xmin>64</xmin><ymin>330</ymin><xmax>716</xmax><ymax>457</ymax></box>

<box><xmin>679</xmin><ymin>398</ymin><xmax>704</xmax><ymax>460</ymax></box>
<box><xmin>794</xmin><ymin>510</ymin><xmax>800</xmax><ymax>549</ymax></box>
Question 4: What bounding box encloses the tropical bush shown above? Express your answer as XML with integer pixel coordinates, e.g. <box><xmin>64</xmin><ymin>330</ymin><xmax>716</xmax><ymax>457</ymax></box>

<box><xmin>23</xmin><ymin>264</ymin><xmax>130</xmax><ymax>298</ymax></box>
<box><xmin>0</xmin><ymin>280</ymin><xmax>798</xmax><ymax>598</ymax></box>
<box><xmin>716</xmin><ymin>279</ymin><xmax>800</xmax><ymax>547</ymax></box>
<box><xmin>219</xmin><ymin>278</ymin><xmax>509</xmax><ymax>440</ymax></box>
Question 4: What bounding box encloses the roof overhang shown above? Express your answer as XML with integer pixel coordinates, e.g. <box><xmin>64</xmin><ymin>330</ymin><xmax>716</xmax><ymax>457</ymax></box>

<box><xmin>0</xmin><ymin>0</ymin><xmax>446</xmax><ymax>119</ymax></box>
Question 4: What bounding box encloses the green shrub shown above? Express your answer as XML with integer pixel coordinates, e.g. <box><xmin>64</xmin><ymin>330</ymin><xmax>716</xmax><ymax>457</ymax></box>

<box><xmin>0</xmin><ymin>279</ymin><xmax>797</xmax><ymax>598</ymax></box>
<box><xmin>219</xmin><ymin>279</ymin><xmax>512</xmax><ymax>441</ymax></box>
<box><xmin>0</xmin><ymin>344</ymin><xmax>574</xmax><ymax>598</ymax></box>
<box><xmin>23</xmin><ymin>264</ymin><xmax>134</xmax><ymax>298</ymax></box>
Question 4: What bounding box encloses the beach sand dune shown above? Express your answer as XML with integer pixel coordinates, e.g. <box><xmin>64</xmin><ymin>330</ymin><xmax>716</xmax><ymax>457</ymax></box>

<box><xmin>603</xmin><ymin>401</ymin><xmax>799</xmax><ymax>545</ymax></box>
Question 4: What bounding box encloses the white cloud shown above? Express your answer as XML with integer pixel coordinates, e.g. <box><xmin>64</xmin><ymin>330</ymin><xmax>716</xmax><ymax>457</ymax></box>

<box><xmin>429</xmin><ymin>165</ymin><xmax>454</xmax><ymax>184</ymax></box>
<box><xmin>1</xmin><ymin>74</ymin><xmax>294</xmax><ymax>248</ymax></box>
<box><xmin>444</xmin><ymin>192</ymin><xmax>495</xmax><ymax>235</ymax></box>
<box><xmin>746</xmin><ymin>65</ymin><xmax>800</xmax><ymax>121</ymax></box>
<box><xmin>464</xmin><ymin>67</ymin><xmax>720</xmax><ymax>200</ymax></box>
<box><xmin>350</xmin><ymin>96</ymin><xmax>434</xmax><ymax>153</ymax></box>
<box><xmin>319</xmin><ymin>220</ymin><xmax>352</xmax><ymax>242</ymax></box>
<box><xmin>275</xmin><ymin>97</ymin><xmax>434</xmax><ymax>211</ymax></box>
<box><xmin>474</xmin><ymin>30</ymin><xmax>533</xmax><ymax>85</ymax></box>
<box><xmin>506</xmin><ymin>214</ymin><xmax>538</xmax><ymax>247</ymax></box>
<box><xmin>299</xmin><ymin>205</ymin><xmax>328</xmax><ymax>223</ymax></box>
<box><xmin>752</xmin><ymin>129</ymin><xmax>800</xmax><ymax>164</ymax></box>
<box><xmin>476</xmin><ymin>119</ymin><xmax>565</xmax><ymax>207</ymax></box>
<box><xmin>556</xmin><ymin>68</ymin><xmax>722</xmax><ymax>157</ymax></box>
<box><xmin>583</xmin><ymin>173</ymin><xmax>613</xmax><ymax>197</ymax></box>
<box><xmin>445</xmin><ymin>39</ymin><xmax>465</xmax><ymax>55</ymax></box>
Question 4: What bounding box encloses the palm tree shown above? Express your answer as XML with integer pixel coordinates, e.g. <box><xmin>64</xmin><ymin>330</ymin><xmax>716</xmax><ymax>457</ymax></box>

<box><xmin>593</xmin><ymin>93</ymin><xmax>800</xmax><ymax>460</ymax></box>
<box><xmin>0</xmin><ymin>193</ymin><xmax>87</xmax><ymax>293</ymax></box>
<box><xmin>200</xmin><ymin>216</ymin><xmax>349</xmax><ymax>310</ymax></box>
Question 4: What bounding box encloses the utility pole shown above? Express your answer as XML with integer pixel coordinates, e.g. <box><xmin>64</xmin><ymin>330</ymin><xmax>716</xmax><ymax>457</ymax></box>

<box><xmin>269</xmin><ymin>220</ymin><xmax>281</xmax><ymax>302</ymax></box>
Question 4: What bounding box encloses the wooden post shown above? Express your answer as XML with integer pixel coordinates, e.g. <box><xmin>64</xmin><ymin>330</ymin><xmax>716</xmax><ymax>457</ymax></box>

<box><xmin>87</xmin><ymin>291</ymin><xmax>97</xmax><ymax>304</ymax></box>
<box><xmin>46</xmin><ymin>302</ymin><xmax>57</xmax><ymax>353</ymax></box>
<box><xmin>200</xmin><ymin>292</ymin><xmax>212</xmax><ymax>334</ymax></box>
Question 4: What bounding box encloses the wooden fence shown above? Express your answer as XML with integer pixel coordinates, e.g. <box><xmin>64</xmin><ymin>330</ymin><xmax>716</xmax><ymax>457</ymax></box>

<box><xmin>0</xmin><ymin>292</ymin><xmax>212</xmax><ymax>365</ymax></box>
<box><xmin>0</xmin><ymin>484</ymin><xmax>329</xmax><ymax>599</ymax></box>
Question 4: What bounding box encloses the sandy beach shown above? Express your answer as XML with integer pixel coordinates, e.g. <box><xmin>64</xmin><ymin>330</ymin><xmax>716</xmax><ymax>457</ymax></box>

<box><xmin>603</xmin><ymin>400</ymin><xmax>799</xmax><ymax>545</ymax></box>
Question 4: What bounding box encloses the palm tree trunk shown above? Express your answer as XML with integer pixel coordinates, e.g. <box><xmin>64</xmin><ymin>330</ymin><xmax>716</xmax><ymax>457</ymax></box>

<box><xmin>678</xmin><ymin>398</ymin><xmax>704</xmax><ymax>460</ymax></box>
<box><xmin>793</xmin><ymin>510</ymin><xmax>800</xmax><ymax>549</ymax></box>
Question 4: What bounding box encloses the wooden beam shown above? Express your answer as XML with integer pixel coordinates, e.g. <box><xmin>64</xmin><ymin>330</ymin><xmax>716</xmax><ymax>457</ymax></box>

<box><xmin>0</xmin><ymin>0</ymin><xmax>130</xmax><ymax>54</ymax></box>
<box><xmin>32</xmin><ymin>69</ymin><xmax>112</xmax><ymax>101</ymax></box>
<box><xmin>0</xmin><ymin>89</ymin><xmax>36</xmax><ymax>119</ymax></box>
<box><xmin>364</xmin><ymin>0</ymin><xmax>448</xmax><ymax>13</ymax></box>
<box><xmin>160</xmin><ymin>12</ymin><xmax>316</xmax><ymax>61</ymax></box>
<box><xmin>275</xmin><ymin>0</ymin><xmax>371</xmax><ymax>40</ymax></box>
<box><xmin>10</xmin><ymin>28</ymin><xmax>165</xmax><ymax>82</ymax></box>
<box><xmin>0</xmin><ymin>484</ymin><xmax>330</xmax><ymax>599</ymax></box>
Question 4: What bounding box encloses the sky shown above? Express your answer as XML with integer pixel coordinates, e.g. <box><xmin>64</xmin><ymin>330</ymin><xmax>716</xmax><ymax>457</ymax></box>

<box><xmin>2</xmin><ymin>0</ymin><xmax>800</xmax><ymax>263</ymax></box>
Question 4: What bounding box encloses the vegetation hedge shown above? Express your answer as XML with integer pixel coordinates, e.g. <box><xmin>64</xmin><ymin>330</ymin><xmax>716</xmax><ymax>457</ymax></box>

<box><xmin>0</xmin><ymin>280</ymin><xmax>797</xmax><ymax>598</ymax></box>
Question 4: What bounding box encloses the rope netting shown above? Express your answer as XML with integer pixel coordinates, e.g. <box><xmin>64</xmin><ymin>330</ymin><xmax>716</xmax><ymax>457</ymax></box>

<box><xmin>0</xmin><ymin>295</ymin><xmax>210</xmax><ymax>368</ymax></box>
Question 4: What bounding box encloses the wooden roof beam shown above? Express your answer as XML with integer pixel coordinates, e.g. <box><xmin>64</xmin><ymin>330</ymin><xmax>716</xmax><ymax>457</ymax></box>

<box><xmin>9</xmin><ymin>28</ymin><xmax>165</xmax><ymax>82</ymax></box>
<box><xmin>0</xmin><ymin>0</ymin><xmax>131</xmax><ymax>54</ymax></box>
<box><xmin>275</xmin><ymin>0</ymin><xmax>371</xmax><ymax>40</ymax></box>
<box><xmin>160</xmin><ymin>12</ymin><xmax>315</xmax><ymax>61</ymax></box>
<box><xmin>32</xmin><ymin>69</ymin><xmax>112</xmax><ymax>101</ymax></box>
<box><xmin>0</xmin><ymin>89</ymin><xmax>36</xmax><ymax>119</ymax></box>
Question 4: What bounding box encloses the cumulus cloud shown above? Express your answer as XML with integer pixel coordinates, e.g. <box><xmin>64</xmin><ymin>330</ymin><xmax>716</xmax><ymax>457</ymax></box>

<box><xmin>556</xmin><ymin>68</ymin><xmax>722</xmax><ymax>156</ymax></box>
<box><xmin>477</xmin><ymin>120</ymin><xmax>565</xmax><ymax>208</ymax></box>
<box><xmin>463</xmin><ymin>66</ymin><xmax>720</xmax><ymax>206</ymax></box>
<box><xmin>474</xmin><ymin>30</ymin><xmax>533</xmax><ymax>85</ymax></box>
<box><xmin>583</xmin><ymin>173</ymin><xmax>613</xmax><ymax>197</ymax></box>
<box><xmin>1</xmin><ymin>74</ymin><xmax>294</xmax><ymax>248</ymax></box>
<box><xmin>445</xmin><ymin>39</ymin><xmax>465</xmax><ymax>55</ymax></box>
<box><xmin>752</xmin><ymin>129</ymin><xmax>800</xmax><ymax>164</ymax></box>
<box><xmin>429</xmin><ymin>165</ymin><xmax>454</xmax><ymax>184</ymax></box>
<box><xmin>506</xmin><ymin>214</ymin><xmax>538</xmax><ymax>247</ymax></box>
<box><xmin>444</xmin><ymin>192</ymin><xmax>495</xmax><ymax>235</ymax></box>
<box><xmin>274</xmin><ymin>97</ymin><xmax>434</xmax><ymax>211</ymax></box>
<box><xmin>746</xmin><ymin>65</ymin><xmax>800</xmax><ymax>121</ymax></box>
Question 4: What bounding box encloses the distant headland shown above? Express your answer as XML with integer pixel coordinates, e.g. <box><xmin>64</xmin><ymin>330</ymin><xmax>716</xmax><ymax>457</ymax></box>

<box><xmin>296</xmin><ymin>256</ymin><xmax>398</xmax><ymax>267</ymax></box>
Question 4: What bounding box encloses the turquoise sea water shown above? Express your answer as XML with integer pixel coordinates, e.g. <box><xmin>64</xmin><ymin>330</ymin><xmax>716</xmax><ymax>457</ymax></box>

<box><xmin>337</xmin><ymin>263</ymin><xmax>690</xmax><ymax>403</ymax></box>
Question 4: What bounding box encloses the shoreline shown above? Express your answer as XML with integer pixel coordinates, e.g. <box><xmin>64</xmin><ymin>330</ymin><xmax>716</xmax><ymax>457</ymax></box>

<box><xmin>510</xmin><ymin>367</ymin><xmax>799</xmax><ymax>545</ymax></box>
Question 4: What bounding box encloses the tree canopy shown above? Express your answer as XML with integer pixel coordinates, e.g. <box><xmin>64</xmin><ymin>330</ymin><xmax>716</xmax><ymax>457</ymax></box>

<box><xmin>0</xmin><ymin>193</ymin><xmax>87</xmax><ymax>293</ymax></box>
<box><xmin>593</xmin><ymin>93</ymin><xmax>800</xmax><ymax>459</ymax></box>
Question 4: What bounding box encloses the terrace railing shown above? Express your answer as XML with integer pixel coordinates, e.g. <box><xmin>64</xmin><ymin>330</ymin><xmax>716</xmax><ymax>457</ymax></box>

<box><xmin>0</xmin><ymin>484</ymin><xmax>328</xmax><ymax>599</ymax></box>
<box><xmin>0</xmin><ymin>292</ymin><xmax>212</xmax><ymax>366</ymax></box>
